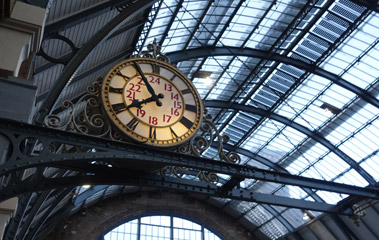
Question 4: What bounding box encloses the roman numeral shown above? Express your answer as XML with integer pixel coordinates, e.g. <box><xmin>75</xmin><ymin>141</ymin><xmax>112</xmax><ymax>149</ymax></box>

<box><xmin>185</xmin><ymin>104</ymin><xmax>197</xmax><ymax>112</ymax></box>
<box><xmin>149</xmin><ymin>126</ymin><xmax>157</xmax><ymax>140</ymax></box>
<box><xmin>170</xmin><ymin>74</ymin><xmax>176</xmax><ymax>81</ymax></box>
<box><xmin>116</xmin><ymin>72</ymin><xmax>129</xmax><ymax>81</ymax></box>
<box><xmin>170</xmin><ymin>127</ymin><xmax>178</xmax><ymax>139</ymax></box>
<box><xmin>179</xmin><ymin>116</ymin><xmax>194</xmax><ymax>129</ymax></box>
<box><xmin>181</xmin><ymin>89</ymin><xmax>191</xmax><ymax>95</ymax></box>
<box><xmin>152</xmin><ymin>64</ymin><xmax>160</xmax><ymax>74</ymax></box>
<box><xmin>112</xmin><ymin>103</ymin><xmax>127</xmax><ymax>114</ymax></box>
<box><xmin>109</xmin><ymin>87</ymin><xmax>123</xmax><ymax>94</ymax></box>
<box><xmin>126</xmin><ymin>117</ymin><xmax>139</xmax><ymax>130</ymax></box>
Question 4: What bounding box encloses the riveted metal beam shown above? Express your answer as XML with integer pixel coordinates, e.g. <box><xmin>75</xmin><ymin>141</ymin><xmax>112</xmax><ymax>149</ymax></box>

<box><xmin>0</xmin><ymin>118</ymin><xmax>378</xmax><ymax>203</ymax></box>
<box><xmin>2</xmin><ymin>172</ymin><xmax>353</xmax><ymax>215</ymax></box>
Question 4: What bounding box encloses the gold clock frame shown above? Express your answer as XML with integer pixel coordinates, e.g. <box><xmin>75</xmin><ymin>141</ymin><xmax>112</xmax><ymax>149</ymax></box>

<box><xmin>101</xmin><ymin>57</ymin><xmax>203</xmax><ymax>148</ymax></box>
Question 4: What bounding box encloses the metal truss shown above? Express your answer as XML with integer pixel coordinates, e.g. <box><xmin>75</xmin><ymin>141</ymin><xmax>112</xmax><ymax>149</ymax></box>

<box><xmin>167</xmin><ymin>46</ymin><xmax>379</xmax><ymax>109</ymax></box>
<box><xmin>43</xmin><ymin>0</ymin><xmax>136</xmax><ymax>34</ymax></box>
<box><xmin>205</xmin><ymin>100</ymin><xmax>376</xmax><ymax>185</ymax></box>
<box><xmin>35</xmin><ymin>0</ymin><xmax>158</xmax><ymax>124</ymax></box>
<box><xmin>1</xmin><ymin>118</ymin><xmax>378</xmax><ymax>215</ymax></box>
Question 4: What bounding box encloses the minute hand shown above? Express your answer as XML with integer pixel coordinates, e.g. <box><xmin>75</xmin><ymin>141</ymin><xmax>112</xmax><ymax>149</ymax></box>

<box><xmin>133</xmin><ymin>62</ymin><xmax>161</xmax><ymax>106</ymax></box>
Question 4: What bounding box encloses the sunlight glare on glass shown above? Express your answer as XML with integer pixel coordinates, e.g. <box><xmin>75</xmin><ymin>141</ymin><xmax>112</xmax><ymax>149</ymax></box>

<box><xmin>204</xmin><ymin>76</ymin><xmax>212</xmax><ymax>86</ymax></box>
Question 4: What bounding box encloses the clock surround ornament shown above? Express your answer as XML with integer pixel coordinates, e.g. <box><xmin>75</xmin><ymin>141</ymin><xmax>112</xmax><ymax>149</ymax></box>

<box><xmin>43</xmin><ymin>40</ymin><xmax>240</xmax><ymax>183</ymax></box>
<box><xmin>100</xmin><ymin>41</ymin><xmax>203</xmax><ymax>148</ymax></box>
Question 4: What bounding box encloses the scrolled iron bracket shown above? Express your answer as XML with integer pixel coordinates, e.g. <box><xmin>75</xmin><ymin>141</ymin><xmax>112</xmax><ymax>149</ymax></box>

<box><xmin>161</xmin><ymin>109</ymin><xmax>241</xmax><ymax>184</ymax></box>
<box><xmin>43</xmin><ymin>77</ymin><xmax>123</xmax><ymax>141</ymax></box>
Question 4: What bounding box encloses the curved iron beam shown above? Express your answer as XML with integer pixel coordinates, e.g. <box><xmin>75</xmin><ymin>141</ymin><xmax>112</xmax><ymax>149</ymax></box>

<box><xmin>35</xmin><ymin>0</ymin><xmax>158</xmax><ymax>124</ymax></box>
<box><xmin>1</xmin><ymin>118</ymin><xmax>378</xmax><ymax>202</ymax></box>
<box><xmin>0</xmin><ymin>172</ymin><xmax>353</xmax><ymax>215</ymax></box>
<box><xmin>167</xmin><ymin>46</ymin><xmax>379</xmax><ymax>109</ymax></box>
<box><xmin>205</xmin><ymin>100</ymin><xmax>377</xmax><ymax>185</ymax></box>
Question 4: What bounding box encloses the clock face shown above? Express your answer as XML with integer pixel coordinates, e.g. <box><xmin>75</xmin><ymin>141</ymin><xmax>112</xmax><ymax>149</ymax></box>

<box><xmin>101</xmin><ymin>58</ymin><xmax>203</xmax><ymax>147</ymax></box>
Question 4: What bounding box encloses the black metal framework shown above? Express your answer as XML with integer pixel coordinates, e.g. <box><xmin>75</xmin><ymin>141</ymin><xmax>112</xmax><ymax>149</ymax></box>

<box><xmin>1</xmin><ymin>118</ymin><xmax>378</xmax><ymax>213</ymax></box>
<box><xmin>35</xmin><ymin>0</ymin><xmax>158</xmax><ymax>124</ymax></box>
<box><xmin>3</xmin><ymin>0</ymin><xmax>378</xmax><ymax>239</ymax></box>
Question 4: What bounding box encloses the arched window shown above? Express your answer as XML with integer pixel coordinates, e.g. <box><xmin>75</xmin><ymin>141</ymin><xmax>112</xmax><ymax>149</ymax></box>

<box><xmin>103</xmin><ymin>215</ymin><xmax>224</xmax><ymax>240</ymax></box>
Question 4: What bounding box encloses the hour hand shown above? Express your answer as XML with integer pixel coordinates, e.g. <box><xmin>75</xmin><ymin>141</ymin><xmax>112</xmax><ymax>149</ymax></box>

<box><xmin>126</xmin><ymin>99</ymin><xmax>145</xmax><ymax>109</ymax></box>
<box><xmin>126</xmin><ymin>95</ymin><xmax>163</xmax><ymax>109</ymax></box>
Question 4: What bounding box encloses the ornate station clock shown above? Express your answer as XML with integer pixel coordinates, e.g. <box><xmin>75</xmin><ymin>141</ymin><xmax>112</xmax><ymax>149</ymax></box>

<box><xmin>101</xmin><ymin>56</ymin><xmax>203</xmax><ymax>147</ymax></box>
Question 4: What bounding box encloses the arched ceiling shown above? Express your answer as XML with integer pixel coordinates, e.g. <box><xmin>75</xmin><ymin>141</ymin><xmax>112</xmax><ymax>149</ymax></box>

<box><xmin>3</xmin><ymin>0</ymin><xmax>378</xmax><ymax>239</ymax></box>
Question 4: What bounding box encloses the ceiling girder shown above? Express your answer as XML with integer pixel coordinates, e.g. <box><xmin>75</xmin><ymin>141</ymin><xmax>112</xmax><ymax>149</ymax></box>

<box><xmin>199</xmin><ymin>0</ymin><xmax>331</xmax><ymax>139</ymax></box>
<box><xmin>44</xmin><ymin>0</ymin><xmax>136</xmax><ymax>34</ymax></box>
<box><xmin>5</xmin><ymin>173</ymin><xmax>352</xmax><ymax>215</ymax></box>
<box><xmin>167</xmin><ymin>47</ymin><xmax>379</xmax><ymax>109</ymax></box>
<box><xmin>205</xmin><ymin>100</ymin><xmax>376</xmax><ymax>186</ymax></box>
<box><xmin>1</xmin><ymin>118</ymin><xmax>378</xmax><ymax>203</ymax></box>
<box><xmin>35</xmin><ymin>0</ymin><xmax>158</xmax><ymax>125</ymax></box>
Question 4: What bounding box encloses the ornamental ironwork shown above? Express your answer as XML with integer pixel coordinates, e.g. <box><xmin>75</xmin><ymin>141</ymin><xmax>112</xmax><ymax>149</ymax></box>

<box><xmin>44</xmin><ymin>78</ymin><xmax>240</xmax><ymax>184</ymax></box>
<box><xmin>44</xmin><ymin>41</ymin><xmax>241</xmax><ymax>184</ymax></box>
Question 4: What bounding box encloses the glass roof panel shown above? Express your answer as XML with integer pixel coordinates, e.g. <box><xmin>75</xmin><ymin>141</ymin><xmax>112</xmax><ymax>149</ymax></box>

<box><xmin>259</xmin><ymin>218</ymin><xmax>289</xmax><ymax>239</ymax></box>
<box><xmin>281</xmin><ymin>208</ymin><xmax>308</xmax><ymax>228</ymax></box>
<box><xmin>320</xmin><ymin>13</ymin><xmax>379</xmax><ymax>88</ymax></box>
<box><xmin>316</xmin><ymin>190</ymin><xmax>348</xmax><ymax>204</ymax></box>
<box><xmin>219</xmin><ymin>0</ymin><xmax>269</xmax><ymax>48</ymax></box>
<box><xmin>301</xmin><ymin>152</ymin><xmax>349</xmax><ymax>181</ymax></box>
<box><xmin>229</xmin><ymin>201</ymin><xmax>258</xmax><ymax>214</ymax></box>
<box><xmin>260</xmin><ymin>127</ymin><xmax>307</xmax><ymax>162</ymax></box>
<box><xmin>246</xmin><ymin>159</ymin><xmax>271</xmax><ymax>170</ymax></box>
<box><xmin>255</xmin><ymin>182</ymin><xmax>282</xmax><ymax>194</ymax></box>
<box><xmin>275</xmin><ymin>185</ymin><xmax>308</xmax><ymax>200</ymax></box>
<box><xmin>335</xmin><ymin>168</ymin><xmax>369</xmax><ymax>187</ymax></box>
<box><xmin>361</xmin><ymin>155</ymin><xmax>379</xmax><ymax>181</ymax></box>
<box><xmin>244</xmin><ymin>205</ymin><xmax>274</xmax><ymax>227</ymax></box>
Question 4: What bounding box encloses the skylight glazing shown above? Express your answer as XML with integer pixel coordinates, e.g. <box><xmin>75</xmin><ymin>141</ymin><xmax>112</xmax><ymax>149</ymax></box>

<box><xmin>132</xmin><ymin>0</ymin><xmax>379</xmax><ymax>239</ymax></box>
<box><xmin>260</xmin><ymin>218</ymin><xmax>289</xmax><ymax>239</ymax></box>
<box><xmin>320</xmin><ymin>12</ymin><xmax>379</xmax><ymax>89</ymax></box>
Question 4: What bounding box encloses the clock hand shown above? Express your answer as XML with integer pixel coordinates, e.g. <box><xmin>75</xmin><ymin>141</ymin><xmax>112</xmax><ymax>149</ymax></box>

<box><xmin>126</xmin><ymin>95</ymin><xmax>164</xmax><ymax>109</ymax></box>
<box><xmin>133</xmin><ymin>62</ymin><xmax>163</xmax><ymax>106</ymax></box>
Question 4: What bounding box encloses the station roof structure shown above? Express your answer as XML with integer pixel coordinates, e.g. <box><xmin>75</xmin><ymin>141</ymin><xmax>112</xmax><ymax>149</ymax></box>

<box><xmin>1</xmin><ymin>0</ymin><xmax>379</xmax><ymax>239</ymax></box>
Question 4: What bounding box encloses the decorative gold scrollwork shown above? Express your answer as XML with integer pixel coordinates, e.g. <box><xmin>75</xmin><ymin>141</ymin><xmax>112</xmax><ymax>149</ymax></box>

<box><xmin>44</xmin><ymin>77</ymin><xmax>123</xmax><ymax>142</ymax></box>
<box><xmin>161</xmin><ymin>109</ymin><xmax>241</xmax><ymax>184</ymax></box>
<box><xmin>135</xmin><ymin>38</ymin><xmax>171</xmax><ymax>64</ymax></box>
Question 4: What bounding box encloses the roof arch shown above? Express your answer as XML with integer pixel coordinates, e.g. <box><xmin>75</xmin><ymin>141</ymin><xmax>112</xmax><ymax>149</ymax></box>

<box><xmin>167</xmin><ymin>46</ymin><xmax>379</xmax><ymax>109</ymax></box>
<box><xmin>205</xmin><ymin>100</ymin><xmax>376</xmax><ymax>185</ymax></box>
